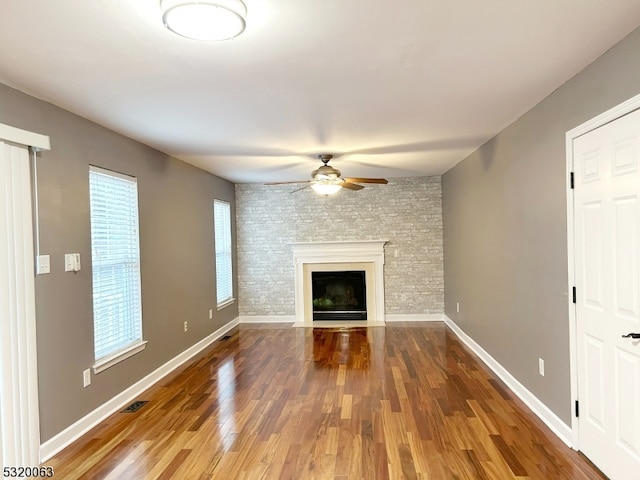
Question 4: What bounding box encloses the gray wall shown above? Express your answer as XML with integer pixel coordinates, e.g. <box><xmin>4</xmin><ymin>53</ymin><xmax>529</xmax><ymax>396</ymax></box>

<box><xmin>236</xmin><ymin>176</ymin><xmax>443</xmax><ymax>317</ymax></box>
<box><xmin>0</xmin><ymin>83</ymin><xmax>238</xmax><ymax>442</ymax></box>
<box><xmin>442</xmin><ymin>27</ymin><xmax>640</xmax><ymax>424</ymax></box>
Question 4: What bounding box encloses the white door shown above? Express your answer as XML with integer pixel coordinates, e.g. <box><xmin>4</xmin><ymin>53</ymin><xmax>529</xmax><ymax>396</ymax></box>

<box><xmin>574</xmin><ymin>107</ymin><xmax>640</xmax><ymax>479</ymax></box>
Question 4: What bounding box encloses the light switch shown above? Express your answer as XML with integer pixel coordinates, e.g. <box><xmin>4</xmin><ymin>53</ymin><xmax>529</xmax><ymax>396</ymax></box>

<box><xmin>65</xmin><ymin>254</ymin><xmax>74</xmax><ymax>272</ymax></box>
<box><xmin>65</xmin><ymin>253</ymin><xmax>81</xmax><ymax>272</ymax></box>
<box><xmin>37</xmin><ymin>255</ymin><xmax>51</xmax><ymax>275</ymax></box>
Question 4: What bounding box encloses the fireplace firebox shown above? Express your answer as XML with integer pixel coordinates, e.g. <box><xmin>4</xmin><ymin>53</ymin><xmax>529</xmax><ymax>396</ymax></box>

<box><xmin>311</xmin><ymin>271</ymin><xmax>367</xmax><ymax>321</ymax></box>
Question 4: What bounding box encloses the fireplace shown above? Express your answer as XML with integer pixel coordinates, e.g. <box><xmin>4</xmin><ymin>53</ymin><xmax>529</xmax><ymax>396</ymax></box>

<box><xmin>290</xmin><ymin>240</ymin><xmax>387</xmax><ymax>326</ymax></box>
<box><xmin>312</xmin><ymin>270</ymin><xmax>367</xmax><ymax>320</ymax></box>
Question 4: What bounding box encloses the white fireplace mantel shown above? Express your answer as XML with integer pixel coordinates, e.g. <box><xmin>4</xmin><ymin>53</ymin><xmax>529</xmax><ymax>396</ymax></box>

<box><xmin>290</xmin><ymin>240</ymin><xmax>388</xmax><ymax>326</ymax></box>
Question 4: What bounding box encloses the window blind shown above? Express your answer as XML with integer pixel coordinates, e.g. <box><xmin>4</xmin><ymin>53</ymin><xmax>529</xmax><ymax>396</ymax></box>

<box><xmin>214</xmin><ymin>200</ymin><xmax>233</xmax><ymax>307</ymax></box>
<box><xmin>89</xmin><ymin>166</ymin><xmax>143</xmax><ymax>362</ymax></box>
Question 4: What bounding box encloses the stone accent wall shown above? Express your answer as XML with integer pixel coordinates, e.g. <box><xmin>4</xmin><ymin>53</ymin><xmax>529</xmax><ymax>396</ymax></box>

<box><xmin>235</xmin><ymin>176</ymin><xmax>443</xmax><ymax>317</ymax></box>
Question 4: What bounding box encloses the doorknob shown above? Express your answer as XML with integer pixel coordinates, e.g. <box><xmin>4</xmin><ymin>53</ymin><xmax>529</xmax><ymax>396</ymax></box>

<box><xmin>622</xmin><ymin>333</ymin><xmax>640</xmax><ymax>339</ymax></box>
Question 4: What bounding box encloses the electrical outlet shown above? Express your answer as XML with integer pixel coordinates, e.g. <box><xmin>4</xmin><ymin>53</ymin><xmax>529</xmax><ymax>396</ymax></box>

<box><xmin>209</xmin><ymin>309</ymin><xmax>213</xmax><ymax>320</ymax></box>
<box><xmin>456</xmin><ymin>302</ymin><xmax>460</xmax><ymax>313</ymax></box>
<box><xmin>539</xmin><ymin>358</ymin><xmax>545</xmax><ymax>376</ymax></box>
<box><xmin>83</xmin><ymin>369</ymin><xmax>91</xmax><ymax>387</ymax></box>
<box><xmin>184</xmin><ymin>321</ymin><xmax>188</xmax><ymax>332</ymax></box>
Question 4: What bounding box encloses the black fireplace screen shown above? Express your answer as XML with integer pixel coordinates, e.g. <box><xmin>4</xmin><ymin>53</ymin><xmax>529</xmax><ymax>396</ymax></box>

<box><xmin>311</xmin><ymin>271</ymin><xmax>367</xmax><ymax>320</ymax></box>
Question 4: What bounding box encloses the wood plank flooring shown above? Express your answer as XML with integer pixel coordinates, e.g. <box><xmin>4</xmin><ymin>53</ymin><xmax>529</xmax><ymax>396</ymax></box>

<box><xmin>48</xmin><ymin>323</ymin><xmax>606</xmax><ymax>479</ymax></box>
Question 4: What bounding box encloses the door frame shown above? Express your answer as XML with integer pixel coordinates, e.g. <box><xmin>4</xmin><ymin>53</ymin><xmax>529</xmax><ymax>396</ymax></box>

<box><xmin>566</xmin><ymin>93</ymin><xmax>640</xmax><ymax>450</ymax></box>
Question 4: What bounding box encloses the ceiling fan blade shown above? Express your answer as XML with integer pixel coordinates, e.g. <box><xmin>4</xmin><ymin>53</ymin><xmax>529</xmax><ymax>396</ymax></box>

<box><xmin>340</xmin><ymin>181</ymin><xmax>365</xmax><ymax>191</ymax></box>
<box><xmin>291</xmin><ymin>184</ymin><xmax>312</xmax><ymax>193</ymax></box>
<box><xmin>343</xmin><ymin>177</ymin><xmax>388</xmax><ymax>184</ymax></box>
<box><xmin>264</xmin><ymin>180</ymin><xmax>310</xmax><ymax>185</ymax></box>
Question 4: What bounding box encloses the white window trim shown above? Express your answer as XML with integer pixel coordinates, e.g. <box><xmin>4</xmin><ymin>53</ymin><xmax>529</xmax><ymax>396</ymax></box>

<box><xmin>92</xmin><ymin>340</ymin><xmax>148</xmax><ymax>374</ymax></box>
<box><xmin>217</xmin><ymin>297</ymin><xmax>236</xmax><ymax>310</ymax></box>
<box><xmin>214</xmin><ymin>199</ymin><xmax>234</xmax><ymax>308</ymax></box>
<box><xmin>89</xmin><ymin>165</ymin><xmax>145</xmax><ymax>372</ymax></box>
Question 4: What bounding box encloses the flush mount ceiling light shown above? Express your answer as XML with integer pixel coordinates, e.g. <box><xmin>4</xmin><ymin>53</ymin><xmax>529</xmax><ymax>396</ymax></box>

<box><xmin>161</xmin><ymin>0</ymin><xmax>247</xmax><ymax>41</ymax></box>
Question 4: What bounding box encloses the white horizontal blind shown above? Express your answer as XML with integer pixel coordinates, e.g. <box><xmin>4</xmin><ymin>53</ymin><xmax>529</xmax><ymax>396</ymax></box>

<box><xmin>89</xmin><ymin>166</ymin><xmax>143</xmax><ymax>361</ymax></box>
<box><xmin>214</xmin><ymin>200</ymin><xmax>233</xmax><ymax>307</ymax></box>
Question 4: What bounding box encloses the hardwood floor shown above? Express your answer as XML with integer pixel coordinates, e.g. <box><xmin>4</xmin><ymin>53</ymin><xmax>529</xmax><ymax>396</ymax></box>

<box><xmin>48</xmin><ymin>323</ymin><xmax>606</xmax><ymax>479</ymax></box>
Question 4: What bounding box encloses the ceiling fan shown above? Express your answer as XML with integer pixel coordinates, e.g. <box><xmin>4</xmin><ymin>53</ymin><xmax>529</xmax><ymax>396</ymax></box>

<box><xmin>265</xmin><ymin>154</ymin><xmax>388</xmax><ymax>195</ymax></box>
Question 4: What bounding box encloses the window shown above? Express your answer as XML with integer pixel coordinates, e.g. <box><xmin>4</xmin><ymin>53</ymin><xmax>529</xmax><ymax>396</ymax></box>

<box><xmin>214</xmin><ymin>199</ymin><xmax>234</xmax><ymax>308</ymax></box>
<box><xmin>89</xmin><ymin>166</ymin><xmax>145</xmax><ymax>373</ymax></box>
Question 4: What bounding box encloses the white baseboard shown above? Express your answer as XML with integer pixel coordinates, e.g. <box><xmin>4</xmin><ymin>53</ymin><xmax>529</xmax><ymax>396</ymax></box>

<box><xmin>240</xmin><ymin>314</ymin><xmax>445</xmax><ymax>324</ymax></box>
<box><xmin>39</xmin><ymin>317</ymin><xmax>240</xmax><ymax>462</ymax></box>
<box><xmin>238</xmin><ymin>315</ymin><xmax>295</xmax><ymax>324</ymax></box>
<box><xmin>443</xmin><ymin>315</ymin><xmax>573</xmax><ymax>447</ymax></box>
<box><xmin>385</xmin><ymin>313</ymin><xmax>444</xmax><ymax>322</ymax></box>
<box><xmin>240</xmin><ymin>316</ymin><xmax>385</xmax><ymax>327</ymax></box>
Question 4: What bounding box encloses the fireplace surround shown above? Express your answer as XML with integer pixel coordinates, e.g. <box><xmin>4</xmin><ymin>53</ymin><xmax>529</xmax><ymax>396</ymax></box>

<box><xmin>290</xmin><ymin>240</ymin><xmax>387</xmax><ymax>326</ymax></box>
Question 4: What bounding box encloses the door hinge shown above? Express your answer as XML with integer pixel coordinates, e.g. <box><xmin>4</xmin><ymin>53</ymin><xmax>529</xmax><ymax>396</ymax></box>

<box><xmin>572</xmin><ymin>286</ymin><xmax>577</xmax><ymax>304</ymax></box>
<box><xmin>570</xmin><ymin>172</ymin><xmax>575</xmax><ymax>189</ymax></box>
<box><xmin>575</xmin><ymin>400</ymin><xmax>579</xmax><ymax>417</ymax></box>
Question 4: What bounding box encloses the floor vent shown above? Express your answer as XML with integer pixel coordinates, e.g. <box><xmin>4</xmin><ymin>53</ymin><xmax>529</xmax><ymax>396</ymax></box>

<box><xmin>122</xmin><ymin>400</ymin><xmax>148</xmax><ymax>413</ymax></box>
<box><xmin>220</xmin><ymin>335</ymin><xmax>232</xmax><ymax>341</ymax></box>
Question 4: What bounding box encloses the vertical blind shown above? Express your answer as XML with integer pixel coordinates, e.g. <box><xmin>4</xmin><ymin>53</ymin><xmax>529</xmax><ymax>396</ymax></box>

<box><xmin>89</xmin><ymin>166</ymin><xmax>143</xmax><ymax>361</ymax></box>
<box><xmin>0</xmin><ymin>141</ymin><xmax>41</xmax><ymax>466</ymax></box>
<box><xmin>214</xmin><ymin>200</ymin><xmax>233</xmax><ymax>307</ymax></box>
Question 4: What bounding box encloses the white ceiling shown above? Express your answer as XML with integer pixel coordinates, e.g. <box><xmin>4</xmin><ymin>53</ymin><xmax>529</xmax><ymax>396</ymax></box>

<box><xmin>1</xmin><ymin>1</ymin><xmax>640</xmax><ymax>184</ymax></box>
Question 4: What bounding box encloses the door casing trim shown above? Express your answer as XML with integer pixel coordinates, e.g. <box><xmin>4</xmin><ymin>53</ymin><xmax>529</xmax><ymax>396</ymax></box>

<box><xmin>565</xmin><ymin>92</ymin><xmax>640</xmax><ymax>450</ymax></box>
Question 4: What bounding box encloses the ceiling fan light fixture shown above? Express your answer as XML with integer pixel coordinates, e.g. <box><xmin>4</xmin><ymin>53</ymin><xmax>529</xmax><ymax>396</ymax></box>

<box><xmin>265</xmin><ymin>153</ymin><xmax>388</xmax><ymax>195</ymax></box>
<box><xmin>311</xmin><ymin>181</ymin><xmax>342</xmax><ymax>196</ymax></box>
<box><xmin>161</xmin><ymin>0</ymin><xmax>247</xmax><ymax>42</ymax></box>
